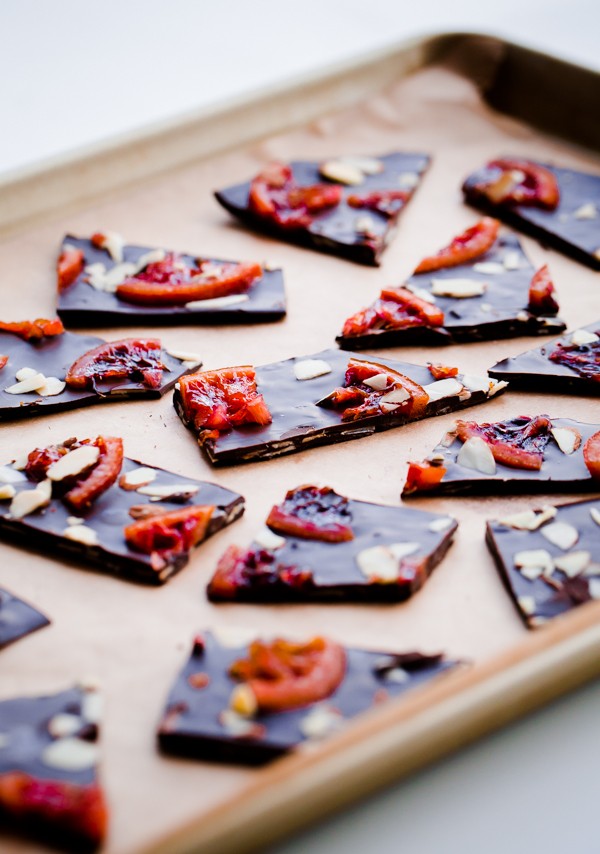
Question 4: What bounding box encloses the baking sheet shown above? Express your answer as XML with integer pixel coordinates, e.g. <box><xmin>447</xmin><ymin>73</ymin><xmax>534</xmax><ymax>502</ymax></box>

<box><xmin>1</xmin><ymin>36</ymin><xmax>600</xmax><ymax>854</ymax></box>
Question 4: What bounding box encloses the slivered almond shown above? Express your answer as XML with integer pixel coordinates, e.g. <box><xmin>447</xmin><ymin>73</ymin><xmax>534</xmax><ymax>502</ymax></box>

<box><xmin>485</xmin><ymin>171</ymin><xmax>520</xmax><ymax>204</ymax></box>
<box><xmin>460</xmin><ymin>375</ymin><xmax>490</xmax><ymax>394</ymax></box>
<box><xmin>15</xmin><ymin>367</ymin><xmax>40</xmax><ymax>381</ymax></box>
<box><xmin>0</xmin><ymin>466</ymin><xmax>25</xmax><ymax>484</ymax></box>
<box><xmin>554</xmin><ymin>551</ymin><xmax>591</xmax><ymax>577</ymax></box>
<box><xmin>119</xmin><ymin>467</ymin><xmax>157</xmax><ymax>490</ymax></box>
<box><xmin>540</xmin><ymin>521</ymin><xmax>579</xmax><ymax>550</ymax></box>
<box><xmin>5</xmin><ymin>372</ymin><xmax>46</xmax><ymax>394</ymax></box>
<box><xmin>9</xmin><ymin>479</ymin><xmax>52</xmax><ymax>519</ymax></box>
<box><xmin>551</xmin><ymin>426</ymin><xmax>581</xmax><ymax>455</ymax></box>
<box><xmin>430</xmin><ymin>278</ymin><xmax>487</xmax><ymax>299</ymax></box>
<box><xmin>380</xmin><ymin>387</ymin><xmax>411</xmax><ymax>407</ymax></box>
<box><xmin>293</xmin><ymin>359</ymin><xmax>332</xmax><ymax>381</ymax></box>
<box><xmin>47</xmin><ymin>445</ymin><xmax>99</xmax><ymax>482</ymax></box>
<box><xmin>457</xmin><ymin>437</ymin><xmax>496</xmax><ymax>475</ymax></box>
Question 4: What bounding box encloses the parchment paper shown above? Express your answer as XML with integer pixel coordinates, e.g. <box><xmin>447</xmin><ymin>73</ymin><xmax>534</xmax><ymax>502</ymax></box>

<box><xmin>1</xmin><ymin>55</ymin><xmax>599</xmax><ymax>853</ymax></box>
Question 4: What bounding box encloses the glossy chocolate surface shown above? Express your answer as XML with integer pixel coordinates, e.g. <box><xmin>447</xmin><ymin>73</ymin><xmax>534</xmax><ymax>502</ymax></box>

<box><xmin>56</xmin><ymin>236</ymin><xmax>286</xmax><ymax>325</ymax></box>
<box><xmin>0</xmin><ymin>328</ymin><xmax>195</xmax><ymax>420</ymax></box>
<box><xmin>402</xmin><ymin>416</ymin><xmax>600</xmax><ymax>497</ymax></box>
<box><xmin>489</xmin><ymin>322</ymin><xmax>600</xmax><ymax>394</ymax></box>
<box><xmin>487</xmin><ymin>497</ymin><xmax>600</xmax><ymax>628</ymax></box>
<box><xmin>463</xmin><ymin>163</ymin><xmax>600</xmax><ymax>270</ymax></box>
<box><xmin>214</xmin><ymin>153</ymin><xmax>430</xmax><ymax>266</ymax></box>
<box><xmin>0</xmin><ymin>587</ymin><xmax>49</xmax><ymax>650</ymax></box>
<box><xmin>208</xmin><ymin>495</ymin><xmax>457</xmax><ymax>603</ymax></box>
<box><xmin>158</xmin><ymin>632</ymin><xmax>456</xmax><ymax>765</ymax></box>
<box><xmin>337</xmin><ymin>233</ymin><xmax>566</xmax><ymax>349</ymax></box>
<box><xmin>174</xmin><ymin>347</ymin><xmax>506</xmax><ymax>466</ymax></box>
<box><xmin>0</xmin><ymin>456</ymin><xmax>244</xmax><ymax>584</ymax></box>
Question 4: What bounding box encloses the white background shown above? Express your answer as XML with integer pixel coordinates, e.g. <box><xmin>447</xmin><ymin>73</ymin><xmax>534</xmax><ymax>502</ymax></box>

<box><xmin>2</xmin><ymin>2</ymin><xmax>600</xmax><ymax>853</ymax></box>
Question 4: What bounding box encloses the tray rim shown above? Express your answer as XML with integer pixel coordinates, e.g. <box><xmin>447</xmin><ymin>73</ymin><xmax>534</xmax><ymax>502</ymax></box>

<box><xmin>2</xmin><ymin>29</ymin><xmax>600</xmax><ymax>854</ymax></box>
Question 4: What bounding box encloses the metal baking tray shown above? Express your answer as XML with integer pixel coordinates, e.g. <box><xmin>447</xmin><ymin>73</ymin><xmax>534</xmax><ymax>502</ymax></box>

<box><xmin>1</xmin><ymin>32</ymin><xmax>599</xmax><ymax>854</ymax></box>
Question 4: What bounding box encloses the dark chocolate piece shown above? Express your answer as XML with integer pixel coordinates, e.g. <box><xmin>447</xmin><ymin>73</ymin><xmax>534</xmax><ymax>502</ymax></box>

<box><xmin>463</xmin><ymin>162</ymin><xmax>600</xmax><ymax>270</ymax></box>
<box><xmin>0</xmin><ymin>328</ymin><xmax>197</xmax><ymax>421</ymax></box>
<box><xmin>158</xmin><ymin>631</ymin><xmax>456</xmax><ymax>765</ymax></box>
<box><xmin>57</xmin><ymin>236</ymin><xmax>286</xmax><ymax>326</ymax></box>
<box><xmin>208</xmin><ymin>487</ymin><xmax>457</xmax><ymax>603</ymax></box>
<box><xmin>173</xmin><ymin>348</ymin><xmax>507</xmax><ymax>466</ymax></box>
<box><xmin>214</xmin><ymin>153</ymin><xmax>430</xmax><ymax>266</ymax></box>
<box><xmin>0</xmin><ymin>684</ymin><xmax>106</xmax><ymax>850</ymax></box>
<box><xmin>489</xmin><ymin>322</ymin><xmax>600</xmax><ymax>394</ymax></box>
<box><xmin>337</xmin><ymin>233</ymin><xmax>566</xmax><ymax>349</ymax></box>
<box><xmin>0</xmin><ymin>587</ymin><xmax>49</xmax><ymax>650</ymax></box>
<box><xmin>402</xmin><ymin>416</ymin><xmax>600</xmax><ymax>498</ymax></box>
<box><xmin>486</xmin><ymin>497</ymin><xmax>600</xmax><ymax>628</ymax></box>
<box><xmin>0</xmin><ymin>456</ymin><xmax>244</xmax><ymax>584</ymax></box>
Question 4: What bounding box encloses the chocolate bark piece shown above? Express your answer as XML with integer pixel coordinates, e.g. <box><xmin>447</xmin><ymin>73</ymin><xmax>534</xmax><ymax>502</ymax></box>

<box><xmin>0</xmin><ymin>587</ymin><xmax>49</xmax><ymax>650</ymax></box>
<box><xmin>157</xmin><ymin>631</ymin><xmax>457</xmax><ymax>765</ymax></box>
<box><xmin>173</xmin><ymin>347</ymin><xmax>508</xmax><ymax>466</ymax></box>
<box><xmin>214</xmin><ymin>153</ymin><xmax>430</xmax><ymax>266</ymax></box>
<box><xmin>0</xmin><ymin>328</ymin><xmax>197</xmax><ymax>421</ymax></box>
<box><xmin>56</xmin><ymin>236</ymin><xmax>286</xmax><ymax>326</ymax></box>
<box><xmin>486</xmin><ymin>497</ymin><xmax>600</xmax><ymax>628</ymax></box>
<box><xmin>207</xmin><ymin>490</ymin><xmax>457</xmax><ymax>603</ymax></box>
<box><xmin>337</xmin><ymin>233</ymin><xmax>566</xmax><ymax>349</ymax></box>
<box><xmin>0</xmin><ymin>684</ymin><xmax>106</xmax><ymax>850</ymax></box>
<box><xmin>0</xmin><ymin>456</ymin><xmax>244</xmax><ymax>584</ymax></box>
<box><xmin>463</xmin><ymin>162</ymin><xmax>600</xmax><ymax>270</ymax></box>
<box><xmin>489</xmin><ymin>322</ymin><xmax>600</xmax><ymax>394</ymax></box>
<box><xmin>402</xmin><ymin>416</ymin><xmax>600</xmax><ymax>498</ymax></box>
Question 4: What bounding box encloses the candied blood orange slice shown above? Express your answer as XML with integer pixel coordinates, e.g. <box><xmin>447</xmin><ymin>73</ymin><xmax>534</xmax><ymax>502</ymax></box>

<box><xmin>478</xmin><ymin>158</ymin><xmax>560</xmax><ymax>209</ymax></box>
<box><xmin>341</xmin><ymin>287</ymin><xmax>444</xmax><ymax>337</ymax></box>
<box><xmin>528</xmin><ymin>265</ymin><xmax>559</xmax><ymax>315</ymax></box>
<box><xmin>319</xmin><ymin>357</ymin><xmax>429</xmax><ymax>423</ymax></box>
<box><xmin>403</xmin><ymin>460</ymin><xmax>447</xmax><ymax>494</ymax></box>
<box><xmin>347</xmin><ymin>190</ymin><xmax>409</xmax><ymax>217</ymax></box>
<box><xmin>248</xmin><ymin>162</ymin><xmax>342</xmax><ymax>229</ymax></box>
<box><xmin>25</xmin><ymin>442</ymin><xmax>72</xmax><ymax>482</ymax></box>
<box><xmin>63</xmin><ymin>436</ymin><xmax>123</xmax><ymax>511</ymax></box>
<box><xmin>207</xmin><ymin>545</ymin><xmax>314</xmax><ymax>600</ymax></box>
<box><xmin>116</xmin><ymin>260</ymin><xmax>262</xmax><ymax>306</ymax></box>
<box><xmin>124</xmin><ymin>505</ymin><xmax>214</xmax><ymax>567</ymax></box>
<box><xmin>0</xmin><ymin>318</ymin><xmax>64</xmax><ymax>341</ymax></box>
<box><xmin>57</xmin><ymin>248</ymin><xmax>85</xmax><ymax>291</ymax></box>
<box><xmin>549</xmin><ymin>331</ymin><xmax>600</xmax><ymax>382</ymax></box>
<box><xmin>456</xmin><ymin>415</ymin><xmax>551</xmax><ymax>470</ymax></box>
<box><xmin>0</xmin><ymin>772</ymin><xmax>107</xmax><ymax>849</ymax></box>
<box><xmin>177</xmin><ymin>366</ymin><xmax>272</xmax><ymax>438</ymax></box>
<box><xmin>229</xmin><ymin>636</ymin><xmax>346</xmax><ymax>715</ymax></box>
<box><xmin>414</xmin><ymin>218</ymin><xmax>500</xmax><ymax>273</ymax></box>
<box><xmin>266</xmin><ymin>485</ymin><xmax>353</xmax><ymax>542</ymax></box>
<box><xmin>583</xmin><ymin>431</ymin><xmax>600</xmax><ymax>480</ymax></box>
<box><xmin>428</xmin><ymin>363</ymin><xmax>459</xmax><ymax>380</ymax></box>
<box><xmin>65</xmin><ymin>338</ymin><xmax>165</xmax><ymax>390</ymax></box>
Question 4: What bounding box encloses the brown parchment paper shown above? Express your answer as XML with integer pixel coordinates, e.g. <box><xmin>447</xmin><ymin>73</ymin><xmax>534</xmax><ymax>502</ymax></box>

<box><xmin>1</xmin><ymin>54</ymin><xmax>599</xmax><ymax>854</ymax></box>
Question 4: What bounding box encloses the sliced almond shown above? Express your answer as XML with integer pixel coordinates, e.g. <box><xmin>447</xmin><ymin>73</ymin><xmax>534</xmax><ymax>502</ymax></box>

<box><xmin>423</xmin><ymin>378</ymin><xmax>463</xmax><ymax>402</ymax></box>
<box><xmin>119</xmin><ymin>467</ymin><xmax>157</xmax><ymax>490</ymax></box>
<box><xmin>254</xmin><ymin>527</ymin><xmax>286</xmax><ymax>550</ymax></box>
<box><xmin>380</xmin><ymin>387</ymin><xmax>410</xmax><ymax>406</ymax></box>
<box><xmin>573</xmin><ymin>203</ymin><xmax>597</xmax><ymax>220</ymax></box>
<box><xmin>0</xmin><ymin>465</ymin><xmax>26</xmax><ymax>483</ymax></box>
<box><xmin>97</xmin><ymin>231</ymin><xmax>125</xmax><ymax>262</ymax></box>
<box><xmin>570</xmin><ymin>329</ymin><xmax>599</xmax><ymax>346</ymax></box>
<box><xmin>430</xmin><ymin>278</ymin><xmax>487</xmax><ymax>298</ymax></box>
<box><xmin>4</xmin><ymin>372</ymin><xmax>46</xmax><ymax>394</ymax></box>
<box><xmin>41</xmin><ymin>737</ymin><xmax>98</xmax><ymax>771</ymax></box>
<box><xmin>185</xmin><ymin>294</ymin><xmax>249</xmax><ymax>310</ymax></box>
<box><xmin>64</xmin><ymin>525</ymin><xmax>99</xmax><ymax>546</ymax></box>
<box><xmin>48</xmin><ymin>713</ymin><xmax>83</xmax><ymax>738</ymax></box>
<box><xmin>363</xmin><ymin>373</ymin><xmax>389</xmax><ymax>391</ymax></box>
<box><xmin>0</xmin><ymin>484</ymin><xmax>16</xmax><ymax>500</ymax></box>
<box><xmin>460</xmin><ymin>374</ymin><xmax>490</xmax><ymax>394</ymax></box>
<box><xmin>86</xmin><ymin>249</ymin><xmax>165</xmax><ymax>292</ymax></box>
<box><xmin>551</xmin><ymin>426</ymin><xmax>581</xmax><ymax>455</ymax></box>
<box><xmin>514</xmin><ymin>549</ymin><xmax>553</xmax><ymax>577</ymax></box>
<box><xmin>356</xmin><ymin>542</ymin><xmax>419</xmax><ymax>583</ymax></box>
<box><xmin>9</xmin><ymin>479</ymin><xmax>52</xmax><ymax>519</ymax></box>
<box><xmin>428</xmin><ymin>516</ymin><xmax>454</xmax><ymax>533</ymax></box>
<box><xmin>554</xmin><ymin>550</ymin><xmax>591</xmax><ymax>577</ymax></box>
<box><xmin>15</xmin><ymin>366</ymin><xmax>40</xmax><ymax>382</ymax></box>
<box><xmin>47</xmin><ymin>445</ymin><xmax>100</xmax><ymax>482</ymax></box>
<box><xmin>299</xmin><ymin>705</ymin><xmax>343</xmax><ymax>739</ymax></box>
<box><xmin>497</xmin><ymin>505</ymin><xmax>557</xmax><ymax>531</ymax></box>
<box><xmin>319</xmin><ymin>159</ymin><xmax>363</xmax><ymax>185</ymax></box>
<box><xmin>136</xmin><ymin>483</ymin><xmax>199</xmax><ymax>501</ymax></box>
<box><xmin>339</xmin><ymin>155</ymin><xmax>383</xmax><ymax>175</ymax></box>
<box><xmin>37</xmin><ymin>377</ymin><xmax>66</xmax><ymax>397</ymax></box>
<box><xmin>166</xmin><ymin>349</ymin><xmax>202</xmax><ymax>367</ymax></box>
<box><xmin>503</xmin><ymin>251</ymin><xmax>521</xmax><ymax>271</ymax></box>
<box><xmin>472</xmin><ymin>262</ymin><xmax>505</xmax><ymax>275</ymax></box>
<box><xmin>457</xmin><ymin>436</ymin><xmax>496</xmax><ymax>475</ymax></box>
<box><xmin>590</xmin><ymin>507</ymin><xmax>600</xmax><ymax>526</ymax></box>
<box><xmin>520</xmin><ymin>564</ymin><xmax>544</xmax><ymax>581</ymax></box>
<box><xmin>540</xmin><ymin>521</ymin><xmax>579</xmax><ymax>550</ymax></box>
<box><xmin>293</xmin><ymin>359</ymin><xmax>332</xmax><ymax>381</ymax></box>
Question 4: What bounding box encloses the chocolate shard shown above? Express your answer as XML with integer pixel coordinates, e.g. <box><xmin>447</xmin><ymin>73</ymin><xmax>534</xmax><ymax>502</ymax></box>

<box><xmin>0</xmin><ymin>587</ymin><xmax>49</xmax><ymax>650</ymax></box>
<box><xmin>215</xmin><ymin>153</ymin><xmax>430</xmax><ymax>266</ymax></box>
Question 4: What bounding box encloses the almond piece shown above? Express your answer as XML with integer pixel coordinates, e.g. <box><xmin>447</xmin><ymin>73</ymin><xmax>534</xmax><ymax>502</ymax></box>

<box><xmin>514</xmin><ymin>549</ymin><xmax>553</xmax><ymax>576</ymax></box>
<box><xmin>0</xmin><ymin>484</ymin><xmax>16</xmax><ymax>500</ymax></box>
<box><xmin>517</xmin><ymin>595</ymin><xmax>536</xmax><ymax>615</ymax></box>
<box><xmin>15</xmin><ymin>366</ymin><xmax>40</xmax><ymax>382</ymax></box>
<box><xmin>299</xmin><ymin>705</ymin><xmax>343</xmax><ymax>739</ymax></box>
<box><xmin>37</xmin><ymin>377</ymin><xmax>66</xmax><ymax>397</ymax></box>
<box><xmin>254</xmin><ymin>527</ymin><xmax>286</xmax><ymax>550</ymax></box>
<box><xmin>430</xmin><ymin>278</ymin><xmax>487</xmax><ymax>298</ymax></box>
<box><xmin>119</xmin><ymin>467</ymin><xmax>157</xmax><ymax>490</ymax></box>
<box><xmin>166</xmin><ymin>349</ymin><xmax>203</xmax><ymax>367</ymax></box>
<box><xmin>211</xmin><ymin>626</ymin><xmax>258</xmax><ymax>648</ymax></box>
<box><xmin>428</xmin><ymin>516</ymin><xmax>454</xmax><ymax>533</ymax></box>
<box><xmin>96</xmin><ymin>231</ymin><xmax>125</xmax><ymax>263</ymax></box>
<box><xmin>590</xmin><ymin>507</ymin><xmax>600</xmax><ymax>526</ymax></box>
<box><xmin>573</xmin><ymin>203</ymin><xmax>597</xmax><ymax>220</ymax></box>
<box><xmin>0</xmin><ymin>465</ymin><xmax>26</xmax><ymax>484</ymax></box>
<box><xmin>4</xmin><ymin>372</ymin><xmax>46</xmax><ymax>394</ymax></box>
<box><xmin>47</xmin><ymin>445</ymin><xmax>100</xmax><ymax>482</ymax></box>
<box><xmin>456</xmin><ymin>436</ymin><xmax>496</xmax><ymax>475</ymax></box>
<box><xmin>41</xmin><ymin>737</ymin><xmax>98</xmax><ymax>771</ymax></box>
<box><xmin>185</xmin><ymin>294</ymin><xmax>249</xmax><ymax>310</ymax></box>
<box><xmin>397</xmin><ymin>172</ymin><xmax>420</xmax><ymax>187</ymax></box>
<box><xmin>319</xmin><ymin>159</ymin><xmax>363</xmax><ymax>185</ymax></box>
<box><xmin>136</xmin><ymin>483</ymin><xmax>199</xmax><ymax>501</ymax></box>
<box><xmin>503</xmin><ymin>251</ymin><xmax>521</xmax><ymax>271</ymax></box>
<box><xmin>9</xmin><ymin>479</ymin><xmax>52</xmax><ymax>519</ymax></box>
<box><xmin>540</xmin><ymin>521</ymin><xmax>579</xmax><ymax>550</ymax></box>
<box><xmin>354</xmin><ymin>216</ymin><xmax>376</xmax><ymax>234</ymax></box>
<box><xmin>293</xmin><ymin>359</ymin><xmax>332</xmax><ymax>381</ymax></box>
<box><xmin>554</xmin><ymin>550</ymin><xmax>591</xmax><ymax>577</ymax></box>
<box><xmin>63</xmin><ymin>525</ymin><xmax>99</xmax><ymax>546</ymax></box>
<box><xmin>460</xmin><ymin>375</ymin><xmax>491</xmax><ymax>394</ymax></box>
<box><xmin>472</xmin><ymin>262</ymin><xmax>505</xmax><ymax>275</ymax></box>
<box><xmin>422</xmin><ymin>378</ymin><xmax>463</xmax><ymax>402</ymax></box>
<box><xmin>363</xmin><ymin>373</ymin><xmax>389</xmax><ymax>391</ymax></box>
<box><xmin>356</xmin><ymin>542</ymin><xmax>419</xmax><ymax>582</ymax></box>
<box><xmin>551</xmin><ymin>427</ymin><xmax>581</xmax><ymax>455</ymax></box>
<box><xmin>570</xmin><ymin>329</ymin><xmax>599</xmax><ymax>346</ymax></box>
<box><xmin>48</xmin><ymin>714</ymin><xmax>83</xmax><ymax>738</ymax></box>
